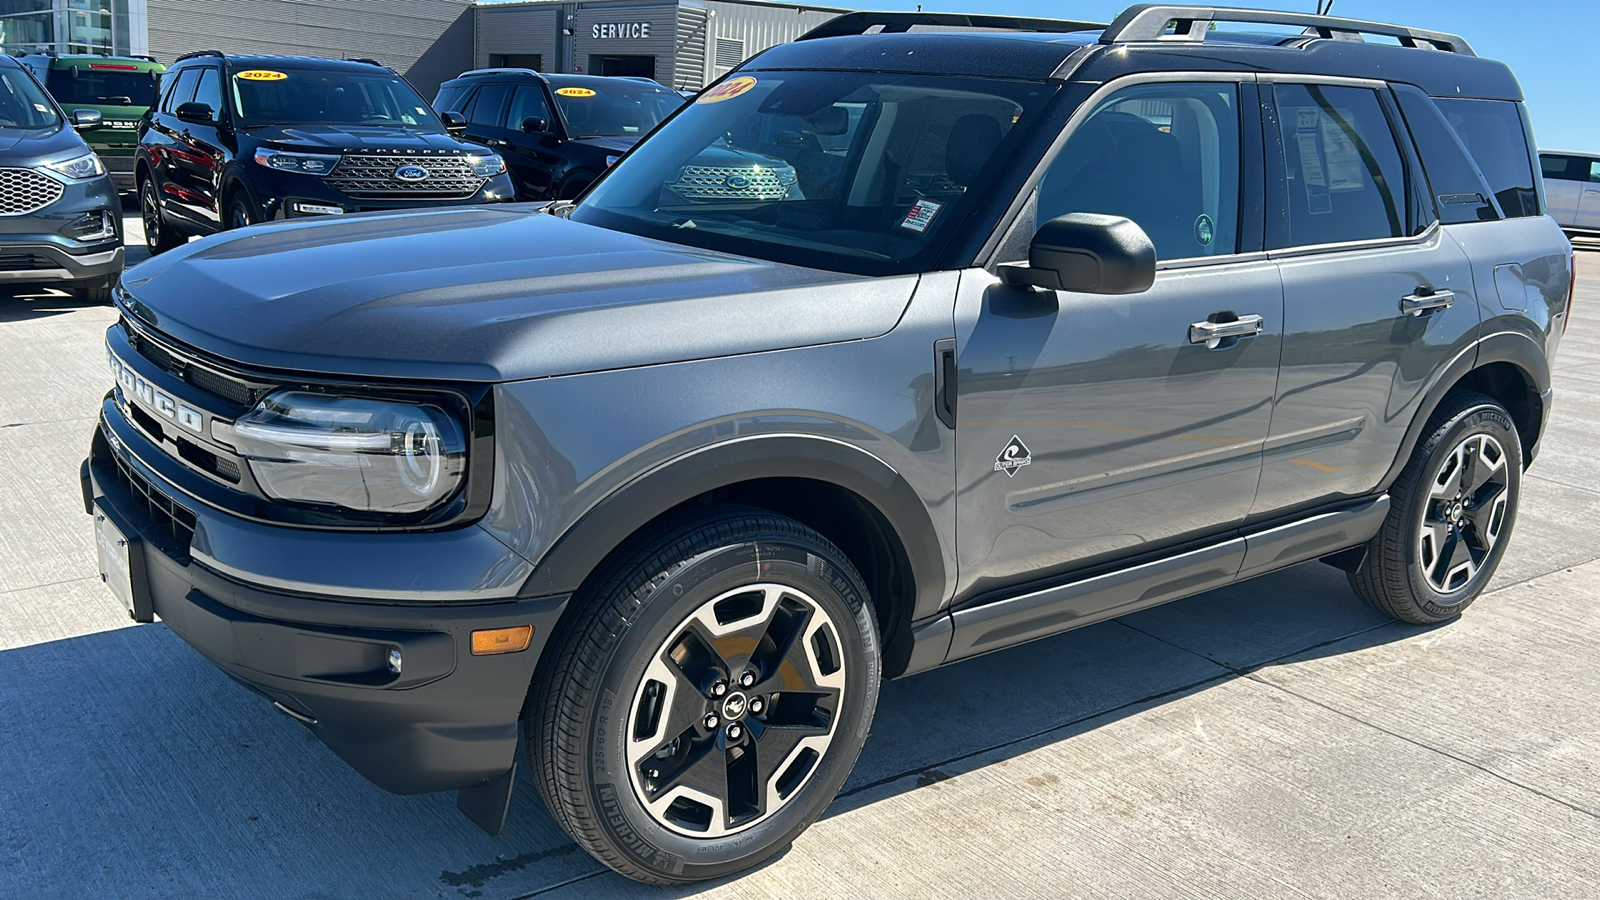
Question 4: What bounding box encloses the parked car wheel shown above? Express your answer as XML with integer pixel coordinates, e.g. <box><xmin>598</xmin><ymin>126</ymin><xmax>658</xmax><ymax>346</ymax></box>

<box><xmin>1349</xmin><ymin>391</ymin><xmax>1522</xmax><ymax>624</ymax></box>
<box><xmin>140</xmin><ymin>180</ymin><xmax>184</xmax><ymax>254</ymax></box>
<box><xmin>226</xmin><ymin>192</ymin><xmax>258</xmax><ymax>230</ymax></box>
<box><xmin>526</xmin><ymin>506</ymin><xmax>881</xmax><ymax>884</ymax></box>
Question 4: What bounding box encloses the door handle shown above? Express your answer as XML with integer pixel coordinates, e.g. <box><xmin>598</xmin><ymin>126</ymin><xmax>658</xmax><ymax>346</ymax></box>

<box><xmin>1401</xmin><ymin>288</ymin><xmax>1455</xmax><ymax>317</ymax></box>
<box><xmin>1189</xmin><ymin>313</ymin><xmax>1264</xmax><ymax>348</ymax></box>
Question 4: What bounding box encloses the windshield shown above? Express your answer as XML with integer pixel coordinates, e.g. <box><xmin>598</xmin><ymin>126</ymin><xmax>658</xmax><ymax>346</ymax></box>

<box><xmin>572</xmin><ymin>71</ymin><xmax>1054</xmax><ymax>275</ymax></box>
<box><xmin>230</xmin><ymin>67</ymin><xmax>444</xmax><ymax>131</ymax></box>
<box><xmin>551</xmin><ymin>80</ymin><xmax>684</xmax><ymax>138</ymax></box>
<box><xmin>0</xmin><ymin>68</ymin><xmax>60</xmax><ymax>129</ymax></box>
<box><xmin>46</xmin><ymin>66</ymin><xmax>160</xmax><ymax>108</ymax></box>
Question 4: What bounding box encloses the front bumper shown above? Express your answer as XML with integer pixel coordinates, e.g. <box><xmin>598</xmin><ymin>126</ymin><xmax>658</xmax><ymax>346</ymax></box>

<box><xmin>84</xmin><ymin>417</ymin><xmax>569</xmax><ymax>796</ymax></box>
<box><xmin>0</xmin><ymin>173</ymin><xmax>122</xmax><ymax>283</ymax></box>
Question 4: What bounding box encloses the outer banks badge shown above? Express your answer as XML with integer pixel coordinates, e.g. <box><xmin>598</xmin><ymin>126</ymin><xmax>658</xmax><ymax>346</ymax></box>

<box><xmin>1194</xmin><ymin>213</ymin><xmax>1215</xmax><ymax>247</ymax></box>
<box><xmin>994</xmin><ymin>435</ymin><xmax>1032</xmax><ymax>477</ymax></box>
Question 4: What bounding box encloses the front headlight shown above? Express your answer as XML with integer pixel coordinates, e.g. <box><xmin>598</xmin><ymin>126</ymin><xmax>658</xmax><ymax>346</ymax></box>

<box><xmin>466</xmin><ymin>153</ymin><xmax>506</xmax><ymax>177</ymax></box>
<box><xmin>254</xmin><ymin>148</ymin><xmax>341</xmax><ymax>175</ymax></box>
<box><xmin>227</xmin><ymin>391</ymin><xmax>466</xmax><ymax>514</ymax></box>
<box><xmin>42</xmin><ymin>152</ymin><xmax>105</xmax><ymax>181</ymax></box>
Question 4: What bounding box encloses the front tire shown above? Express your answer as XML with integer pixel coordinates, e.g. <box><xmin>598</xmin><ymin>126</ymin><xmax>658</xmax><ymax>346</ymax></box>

<box><xmin>140</xmin><ymin>179</ymin><xmax>184</xmax><ymax>254</ymax></box>
<box><xmin>1349</xmin><ymin>392</ymin><xmax>1522</xmax><ymax>624</ymax></box>
<box><xmin>226</xmin><ymin>192</ymin><xmax>258</xmax><ymax>230</ymax></box>
<box><xmin>527</xmin><ymin>507</ymin><xmax>881</xmax><ymax>884</ymax></box>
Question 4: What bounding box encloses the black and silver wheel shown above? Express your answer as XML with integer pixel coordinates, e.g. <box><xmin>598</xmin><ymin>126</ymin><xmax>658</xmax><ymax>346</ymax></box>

<box><xmin>1349</xmin><ymin>391</ymin><xmax>1522</xmax><ymax>624</ymax></box>
<box><xmin>527</xmin><ymin>507</ymin><xmax>880</xmax><ymax>884</ymax></box>
<box><xmin>140</xmin><ymin>179</ymin><xmax>183</xmax><ymax>254</ymax></box>
<box><xmin>226</xmin><ymin>192</ymin><xmax>258</xmax><ymax>230</ymax></box>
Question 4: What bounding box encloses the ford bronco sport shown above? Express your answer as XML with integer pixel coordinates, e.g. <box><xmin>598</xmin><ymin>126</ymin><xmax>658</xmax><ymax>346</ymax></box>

<box><xmin>84</xmin><ymin>6</ymin><xmax>1573</xmax><ymax>885</ymax></box>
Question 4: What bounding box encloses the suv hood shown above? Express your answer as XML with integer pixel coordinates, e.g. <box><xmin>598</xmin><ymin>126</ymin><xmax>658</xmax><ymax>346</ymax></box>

<box><xmin>0</xmin><ymin>122</ymin><xmax>77</xmax><ymax>158</ymax></box>
<box><xmin>247</xmin><ymin>124</ymin><xmax>478</xmax><ymax>154</ymax></box>
<box><xmin>118</xmin><ymin>206</ymin><xmax>916</xmax><ymax>382</ymax></box>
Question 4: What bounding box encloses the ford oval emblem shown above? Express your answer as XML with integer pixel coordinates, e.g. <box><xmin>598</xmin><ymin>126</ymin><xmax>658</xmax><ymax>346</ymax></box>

<box><xmin>394</xmin><ymin>165</ymin><xmax>430</xmax><ymax>182</ymax></box>
<box><xmin>724</xmin><ymin>174</ymin><xmax>750</xmax><ymax>188</ymax></box>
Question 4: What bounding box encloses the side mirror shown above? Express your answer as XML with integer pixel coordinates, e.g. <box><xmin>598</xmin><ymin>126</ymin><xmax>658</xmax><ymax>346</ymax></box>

<box><xmin>441</xmin><ymin>110</ymin><xmax>466</xmax><ymax>133</ymax></box>
<box><xmin>175</xmin><ymin>101</ymin><xmax>214</xmax><ymax>125</ymax></box>
<box><xmin>70</xmin><ymin>108</ymin><xmax>103</xmax><ymax>130</ymax></box>
<box><xmin>1000</xmin><ymin>213</ymin><xmax>1156</xmax><ymax>295</ymax></box>
<box><xmin>520</xmin><ymin>115</ymin><xmax>549</xmax><ymax>134</ymax></box>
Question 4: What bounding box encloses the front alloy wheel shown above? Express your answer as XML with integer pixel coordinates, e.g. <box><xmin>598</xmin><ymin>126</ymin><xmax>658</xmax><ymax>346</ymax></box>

<box><xmin>528</xmin><ymin>507</ymin><xmax>880</xmax><ymax>884</ymax></box>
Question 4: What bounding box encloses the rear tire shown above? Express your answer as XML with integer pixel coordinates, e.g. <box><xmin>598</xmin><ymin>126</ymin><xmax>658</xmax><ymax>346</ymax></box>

<box><xmin>140</xmin><ymin>179</ymin><xmax>184</xmax><ymax>254</ymax></box>
<box><xmin>526</xmin><ymin>506</ymin><xmax>880</xmax><ymax>884</ymax></box>
<box><xmin>1349</xmin><ymin>391</ymin><xmax>1522</xmax><ymax>624</ymax></box>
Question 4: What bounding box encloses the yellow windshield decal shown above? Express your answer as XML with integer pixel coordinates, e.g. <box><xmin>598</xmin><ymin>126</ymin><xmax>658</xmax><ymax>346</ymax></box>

<box><xmin>696</xmin><ymin>76</ymin><xmax>758</xmax><ymax>104</ymax></box>
<box><xmin>555</xmin><ymin>87</ymin><xmax>597</xmax><ymax>97</ymax></box>
<box><xmin>235</xmin><ymin>70</ymin><xmax>287</xmax><ymax>81</ymax></box>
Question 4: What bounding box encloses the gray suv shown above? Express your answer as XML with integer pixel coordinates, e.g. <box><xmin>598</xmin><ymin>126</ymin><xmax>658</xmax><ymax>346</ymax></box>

<box><xmin>83</xmin><ymin>5</ymin><xmax>1572</xmax><ymax>885</ymax></box>
<box><xmin>0</xmin><ymin>54</ymin><xmax>122</xmax><ymax>302</ymax></box>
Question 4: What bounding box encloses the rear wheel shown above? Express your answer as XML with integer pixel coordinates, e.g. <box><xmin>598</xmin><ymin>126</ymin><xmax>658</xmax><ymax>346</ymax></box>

<box><xmin>1349</xmin><ymin>392</ymin><xmax>1522</xmax><ymax>624</ymax></box>
<box><xmin>140</xmin><ymin>179</ymin><xmax>184</xmax><ymax>254</ymax></box>
<box><xmin>527</xmin><ymin>507</ymin><xmax>880</xmax><ymax>884</ymax></box>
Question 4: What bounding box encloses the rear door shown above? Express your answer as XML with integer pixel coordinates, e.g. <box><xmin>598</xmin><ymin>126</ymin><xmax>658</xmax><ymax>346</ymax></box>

<box><xmin>1250</xmin><ymin>78</ymin><xmax>1476</xmax><ymax>515</ymax></box>
<box><xmin>460</xmin><ymin>81</ymin><xmax>510</xmax><ymax>151</ymax></box>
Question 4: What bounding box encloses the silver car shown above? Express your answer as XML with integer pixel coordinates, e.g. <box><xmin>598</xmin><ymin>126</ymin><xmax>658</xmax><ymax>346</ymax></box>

<box><xmin>1540</xmin><ymin>150</ymin><xmax>1600</xmax><ymax>235</ymax></box>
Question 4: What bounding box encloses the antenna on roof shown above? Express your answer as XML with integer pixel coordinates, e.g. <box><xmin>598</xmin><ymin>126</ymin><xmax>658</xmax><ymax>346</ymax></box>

<box><xmin>1316</xmin><ymin>1</ymin><xmax>1335</xmax><ymax>14</ymax></box>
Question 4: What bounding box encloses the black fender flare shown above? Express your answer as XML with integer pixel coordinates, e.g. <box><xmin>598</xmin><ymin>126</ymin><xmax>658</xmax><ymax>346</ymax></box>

<box><xmin>1378</xmin><ymin>329</ymin><xmax>1550</xmax><ymax>489</ymax></box>
<box><xmin>517</xmin><ymin>434</ymin><xmax>950</xmax><ymax>622</ymax></box>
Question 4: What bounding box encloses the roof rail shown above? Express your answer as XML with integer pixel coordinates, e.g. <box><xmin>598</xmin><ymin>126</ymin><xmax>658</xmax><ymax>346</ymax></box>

<box><xmin>1099</xmin><ymin>5</ymin><xmax>1474</xmax><ymax>56</ymax></box>
<box><xmin>799</xmin><ymin>12</ymin><xmax>1106</xmax><ymax>41</ymax></box>
<box><xmin>455</xmin><ymin>67</ymin><xmax>544</xmax><ymax>78</ymax></box>
<box><xmin>174</xmin><ymin>49</ymin><xmax>226</xmax><ymax>62</ymax></box>
<box><xmin>346</xmin><ymin>57</ymin><xmax>383</xmax><ymax>67</ymax></box>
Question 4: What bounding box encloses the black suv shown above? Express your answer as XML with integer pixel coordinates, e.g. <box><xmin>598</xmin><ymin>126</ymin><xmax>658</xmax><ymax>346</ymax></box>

<box><xmin>433</xmin><ymin>70</ymin><xmax>683</xmax><ymax>200</ymax></box>
<box><xmin>136</xmin><ymin>52</ymin><xmax>514</xmax><ymax>253</ymax></box>
<box><xmin>88</xmin><ymin>6</ymin><xmax>1572</xmax><ymax>886</ymax></box>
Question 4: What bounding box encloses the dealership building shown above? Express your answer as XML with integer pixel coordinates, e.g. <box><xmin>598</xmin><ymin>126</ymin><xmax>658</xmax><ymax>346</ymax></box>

<box><xmin>0</xmin><ymin>0</ymin><xmax>846</xmax><ymax>96</ymax></box>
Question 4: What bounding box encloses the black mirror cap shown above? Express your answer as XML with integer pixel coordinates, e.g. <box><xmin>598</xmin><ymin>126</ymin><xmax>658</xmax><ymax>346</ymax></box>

<box><xmin>175</xmin><ymin>101</ymin><xmax>214</xmax><ymax>124</ymax></box>
<box><xmin>520</xmin><ymin>115</ymin><xmax>549</xmax><ymax>134</ymax></box>
<box><xmin>70</xmin><ymin>108</ymin><xmax>103</xmax><ymax>129</ymax></box>
<box><xmin>441</xmin><ymin>110</ymin><xmax>466</xmax><ymax>131</ymax></box>
<box><xmin>1002</xmin><ymin>213</ymin><xmax>1157</xmax><ymax>295</ymax></box>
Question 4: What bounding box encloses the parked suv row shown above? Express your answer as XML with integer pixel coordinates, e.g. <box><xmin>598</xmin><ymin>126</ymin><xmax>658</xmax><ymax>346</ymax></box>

<box><xmin>137</xmin><ymin>52</ymin><xmax>514</xmax><ymax>253</ymax></box>
<box><xmin>87</xmin><ymin>5</ymin><xmax>1570</xmax><ymax>888</ymax></box>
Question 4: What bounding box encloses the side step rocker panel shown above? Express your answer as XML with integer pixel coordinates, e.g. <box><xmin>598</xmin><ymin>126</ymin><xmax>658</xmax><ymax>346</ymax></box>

<box><xmin>935</xmin><ymin>495</ymin><xmax>1390</xmax><ymax>667</ymax></box>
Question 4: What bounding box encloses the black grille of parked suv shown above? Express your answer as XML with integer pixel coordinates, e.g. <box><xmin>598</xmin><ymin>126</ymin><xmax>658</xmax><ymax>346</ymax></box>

<box><xmin>324</xmin><ymin>152</ymin><xmax>487</xmax><ymax>199</ymax></box>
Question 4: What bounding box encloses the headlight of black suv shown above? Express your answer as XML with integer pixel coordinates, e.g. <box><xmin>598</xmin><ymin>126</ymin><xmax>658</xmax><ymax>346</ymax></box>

<box><xmin>229</xmin><ymin>391</ymin><xmax>467</xmax><ymax>514</ymax></box>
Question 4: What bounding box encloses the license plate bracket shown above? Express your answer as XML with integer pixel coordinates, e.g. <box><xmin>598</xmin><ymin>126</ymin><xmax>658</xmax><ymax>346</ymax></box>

<box><xmin>94</xmin><ymin>500</ymin><xmax>154</xmax><ymax>623</ymax></box>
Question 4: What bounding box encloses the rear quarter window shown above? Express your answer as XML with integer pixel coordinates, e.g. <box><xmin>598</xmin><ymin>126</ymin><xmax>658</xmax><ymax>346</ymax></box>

<box><xmin>1433</xmin><ymin>98</ymin><xmax>1539</xmax><ymax>217</ymax></box>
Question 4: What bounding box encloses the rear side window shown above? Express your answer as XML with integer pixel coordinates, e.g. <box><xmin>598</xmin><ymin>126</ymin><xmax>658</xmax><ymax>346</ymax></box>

<box><xmin>1393</xmin><ymin>86</ymin><xmax>1497</xmax><ymax>225</ymax></box>
<box><xmin>1040</xmin><ymin>82</ymin><xmax>1241</xmax><ymax>261</ymax></box>
<box><xmin>1433</xmin><ymin>98</ymin><xmax>1538</xmax><ymax>218</ymax></box>
<box><xmin>1270</xmin><ymin>83</ymin><xmax>1407</xmax><ymax>248</ymax></box>
<box><xmin>468</xmin><ymin>83</ymin><xmax>510</xmax><ymax>126</ymax></box>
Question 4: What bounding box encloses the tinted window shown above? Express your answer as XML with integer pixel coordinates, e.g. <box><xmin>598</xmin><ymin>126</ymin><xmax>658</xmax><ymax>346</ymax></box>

<box><xmin>548</xmin><ymin>79</ymin><xmax>682</xmax><ymax>138</ymax></box>
<box><xmin>575</xmin><ymin>71</ymin><xmax>1053</xmax><ymax>276</ymax></box>
<box><xmin>192</xmin><ymin>68</ymin><xmax>222</xmax><ymax>116</ymax></box>
<box><xmin>163</xmin><ymin>68</ymin><xmax>199</xmax><ymax>114</ymax></box>
<box><xmin>230</xmin><ymin>67</ymin><xmax>441</xmax><ymax>130</ymax></box>
<box><xmin>1540</xmin><ymin>154</ymin><xmax>1591</xmax><ymax>182</ymax></box>
<box><xmin>1040</xmin><ymin>83</ymin><xmax>1240</xmax><ymax>260</ymax></box>
<box><xmin>433</xmin><ymin>83</ymin><xmax>470</xmax><ymax>114</ymax></box>
<box><xmin>1434</xmin><ymin>98</ymin><xmax>1538</xmax><ymax>218</ymax></box>
<box><xmin>0</xmin><ymin>68</ymin><xmax>59</xmax><ymax>129</ymax></box>
<box><xmin>1272</xmin><ymin>84</ymin><xmax>1406</xmax><ymax>247</ymax></box>
<box><xmin>506</xmin><ymin>85</ymin><xmax>551</xmax><ymax>129</ymax></box>
<box><xmin>45</xmin><ymin>66</ymin><xmax>160</xmax><ymax>108</ymax></box>
<box><xmin>468</xmin><ymin>83</ymin><xmax>510</xmax><ymax>126</ymax></box>
<box><xmin>1394</xmin><ymin>86</ymin><xmax>1496</xmax><ymax>225</ymax></box>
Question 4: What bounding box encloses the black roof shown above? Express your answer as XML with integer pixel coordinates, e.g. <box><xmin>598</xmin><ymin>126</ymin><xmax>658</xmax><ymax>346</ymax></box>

<box><xmin>173</xmin><ymin>53</ymin><xmax>387</xmax><ymax>73</ymax></box>
<box><xmin>745</xmin><ymin>29</ymin><xmax>1521</xmax><ymax>101</ymax></box>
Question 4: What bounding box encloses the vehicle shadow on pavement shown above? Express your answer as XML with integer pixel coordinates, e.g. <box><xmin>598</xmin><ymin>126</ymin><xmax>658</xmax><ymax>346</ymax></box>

<box><xmin>0</xmin><ymin>286</ymin><xmax>105</xmax><ymax>323</ymax></box>
<box><xmin>0</xmin><ymin>561</ymin><xmax>1420</xmax><ymax>899</ymax></box>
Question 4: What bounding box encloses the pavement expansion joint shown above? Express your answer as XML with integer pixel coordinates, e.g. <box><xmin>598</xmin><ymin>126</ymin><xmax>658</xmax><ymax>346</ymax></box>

<box><xmin>0</xmin><ymin>574</ymin><xmax>97</xmax><ymax>597</ymax></box>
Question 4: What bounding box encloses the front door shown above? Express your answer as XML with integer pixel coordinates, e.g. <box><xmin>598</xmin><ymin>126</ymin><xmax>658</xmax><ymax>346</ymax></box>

<box><xmin>953</xmin><ymin>77</ymin><xmax>1281</xmax><ymax>602</ymax></box>
<box><xmin>170</xmin><ymin>65</ymin><xmax>226</xmax><ymax>231</ymax></box>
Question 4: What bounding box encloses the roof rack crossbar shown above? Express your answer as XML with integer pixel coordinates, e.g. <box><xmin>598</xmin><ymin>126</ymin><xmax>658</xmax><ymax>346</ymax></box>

<box><xmin>174</xmin><ymin>49</ymin><xmax>226</xmax><ymax>62</ymax></box>
<box><xmin>799</xmin><ymin>12</ymin><xmax>1106</xmax><ymax>42</ymax></box>
<box><xmin>1099</xmin><ymin>5</ymin><xmax>1474</xmax><ymax>56</ymax></box>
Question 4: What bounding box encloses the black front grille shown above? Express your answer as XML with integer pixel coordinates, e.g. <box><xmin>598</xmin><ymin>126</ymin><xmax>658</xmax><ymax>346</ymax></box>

<box><xmin>126</xmin><ymin>326</ymin><xmax>263</xmax><ymax>408</ymax></box>
<box><xmin>0</xmin><ymin>252</ymin><xmax>55</xmax><ymax>271</ymax></box>
<box><xmin>177</xmin><ymin>438</ymin><xmax>242</xmax><ymax>483</ymax></box>
<box><xmin>110</xmin><ymin>450</ymin><xmax>195</xmax><ymax>564</ymax></box>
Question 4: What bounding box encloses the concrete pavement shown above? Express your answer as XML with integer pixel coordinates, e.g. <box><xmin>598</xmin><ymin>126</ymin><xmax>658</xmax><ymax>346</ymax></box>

<box><xmin>0</xmin><ymin>242</ymin><xmax>1596</xmax><ymax>898</ymax></box>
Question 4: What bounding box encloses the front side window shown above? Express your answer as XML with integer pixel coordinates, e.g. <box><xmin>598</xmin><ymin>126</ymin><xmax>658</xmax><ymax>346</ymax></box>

<box><xmin>1039</xmin><ymin>82</ymin><xmax>1241</xmax><ymax>261</ymax></box>
<box><xmin>1434</xmin><ymin>98</ymin><xmax>1538</xmax><ymax>217</ymax></box>
<box><xmin>162</xmin><ymin>68</ymin><xmax>199</xmax><ymax>114</ymax></box>
<box><xmin>505</xmin><ymin>85</ymin><xmax>551</xmax><ymax>129</ymax></box>
<box><xmin>229</xmin><ymin>66</ymin><xmax>442</xmax><ymax>131</ymax></box>
<box><xmin>192</xmin><ymin>67</ymin><xmax>221</xmax><ymax>116</ymax></box>
<box><xmin>433</xmin><ymin>83</ymin><xmax>470</xmax><ymax>115</ymax></box>
<box><xmin>0</xmin><ymin>67</ymin><xmax>59</xmax><ymax>130</ymax></box>
<box><xmin>1271</xmin><ymin>83</ymin><xmax>1406</xmax><ymax>248</ymax></box>
<box><xmin>574</xmin><ymin>70</ymin><xmax>1054</xmax><ymax>276</ymax></box>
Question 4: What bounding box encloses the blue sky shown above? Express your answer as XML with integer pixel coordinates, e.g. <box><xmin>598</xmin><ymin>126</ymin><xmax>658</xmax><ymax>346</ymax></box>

<box><xmin>842</xmin><ymin>1</ymin><xmax>1598</xmax><ymax>150</ymax></box>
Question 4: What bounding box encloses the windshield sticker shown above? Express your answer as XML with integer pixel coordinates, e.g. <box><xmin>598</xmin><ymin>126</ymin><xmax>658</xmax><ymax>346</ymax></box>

<box><xmin>899</xmin><ymin>199</ymin><xmax>943</xmax><ymax>233</ymax></box>
<box><xmin>994</xmin><ymin>436</ymin><xmax>1032</xmax><ymax>477</ymax></box>
<box><xmin>32</xmin><ymin>103</ymin><xmax>49</xmax><ymax>113</ymax></box>
<box><xmin>697</xmin><ymin>76</ymin><xmax>758</xmax><ymax>104</ymax></box>
<box><xmin>555</xmin><ymin>87</ymin><xmax>596</xmax><ymax>98</ymax></box>
<box><xmin>235</xmin><ymin>70</ymin><xmax>287</xmax><ymax>81</ymax></box>
<box><xmin>1195</xmin><ymin>214</ymin><xmax>1215</xmax><ymax>247</ymax></box>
